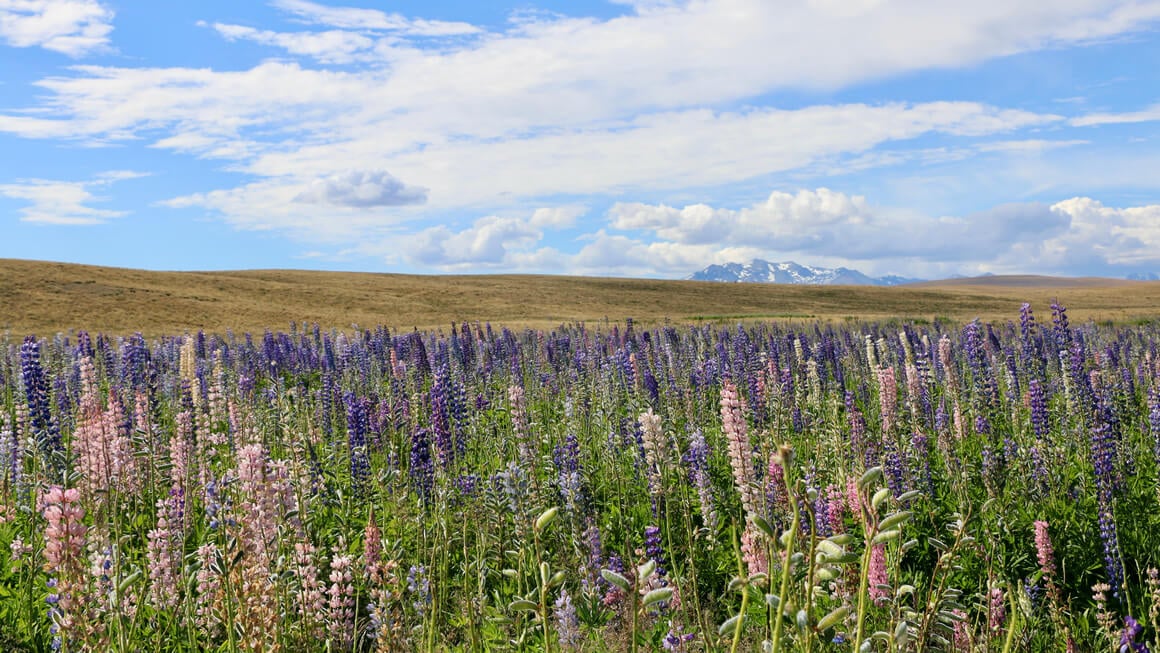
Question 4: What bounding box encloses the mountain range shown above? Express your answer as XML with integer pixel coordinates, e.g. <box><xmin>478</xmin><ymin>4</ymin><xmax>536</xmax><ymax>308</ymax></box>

<box><xmin>688</xmin><ymin>259</ymin><xmax>922</xmax><ymax>286</ymax></box>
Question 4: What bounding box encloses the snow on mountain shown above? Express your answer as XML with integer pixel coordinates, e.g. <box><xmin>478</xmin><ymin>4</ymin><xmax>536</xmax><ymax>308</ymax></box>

<box><xmin>687</xmin><ymin>259</ymin><xmax>921</xmax><ymax>286</ymax></box>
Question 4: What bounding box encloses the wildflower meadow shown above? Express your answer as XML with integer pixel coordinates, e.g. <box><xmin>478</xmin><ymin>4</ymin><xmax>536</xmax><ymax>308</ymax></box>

<box><xmin>1</xmin><ymin>303</ymin><xmax>1159</xmax><ymax>651</ymax></box>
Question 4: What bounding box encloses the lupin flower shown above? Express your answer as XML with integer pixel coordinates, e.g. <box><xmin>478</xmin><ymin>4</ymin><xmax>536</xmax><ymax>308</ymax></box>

<box><xmin>553</xmin><ymin>433</ymin><xmax>584</xmax><ymax>516</ymax></box>
<box><xmin>40</xmin><ymin>486</ymin><xmax>87</xmax><ymax>645</ymax></box>
<box><xmin>21</xmin><ymin>336</ymin><xmax>62</xmax><ymax>464</ymax></box>
<box><xmin>683</xmin><ymin>429</ymin><xmax>718</xmax><ymax>534</ymax></box>
<box><xmin>639</xmin><ymin>409</ymin><xmax>666</xmax><ymax>494</ymax></box>
<box><xmin>1033</xmin><ymin>521</ymin><xmax>1056</xmax><ymax>582</ymax></box>
<box><xmin>326</xmin><ymin>553</ymin><xmax>355</xmax><ymax>648</ymax></box>
<box><xmin>868</xmin><ymin>544</ymin><xmax>889</xmax><ymax>606</ymax></box>
<box><xmin>989</xmin><ymin>586</ymin><xmax>1006</xmax><ymax>635</ymax></box>
<box><xmin>145</xmin><ymin>489</ymin><xmax>184</xmax><ymax>611</ymax></box>
<box><xmin>554</xmin><ymin>590</ymin><xmax>582</xmax><ymax>651</ymax></box>
<box><xmin>409</xmin><ymin>427</ymin><xmax>434</xmax><ymax>502</ymax></box>
<box><xmin>720</xmin><ymin>380</ymin><xmax>759</xmax><ymax>517</ymax></box>
<box><xmin>741</xmin><ymin>525</ymin><xmax>768</xmax><ymax>577</ymax></box>
<box><xmin>1120</xmin><ymin>616</ymin><xmax>1150</xmax><ymax>653</ymax></box>
<box><xmin>877</xmin><ymin>365</ymin><xmax>898</xmax><ymax>435</ymax></box>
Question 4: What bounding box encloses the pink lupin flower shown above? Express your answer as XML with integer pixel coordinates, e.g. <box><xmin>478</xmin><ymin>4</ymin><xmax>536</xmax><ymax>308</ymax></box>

<box><xmin>720</xmin><ymin>380</ymin><xmax>758</xmax><ymax>517</ymax></box>
<box><xmin>364</xmin><ymin>510</ymin><xmax>384</xmax><ymax>582</ymax></box>
<box><xmin>740</xmin><ymin>525</ymin><xmax>768</xmax><ymax>577</ymax></box>
<box><xmin>293</xmin><ymin>541</ymin><xmax>326</xmax><ymax>638</ymax></box>
<box><xmin>877</xmin><ymin>366</ymin><xmax>898</xmax><ymax>435</ymax></box>
<box><xmin>1034</xmin><ymin>521</ymin><xmax>1055</xmax><ymax>577</ymax></box>
<box><xmin>988</xmin><ymin>586</ymin><xmax>1006</xmax><ymax>635</ymax></box>
<box><xmin>41</xmin><ymin>486</ymin><xmax>86</xmax><ymax>575</ymax></box>
<box><xmin>146</xmin><ymin>491</ymin><xmax>184</xmax><ymax>611</ymax></box>
<box><xmin>639</xmin><ymin>409</ymin><xmax>666</xmax><ymax>494</ymax></box>
<box><xmin>327</xmin><ymin>553</ymin><xmax>355</xmax><ymax>648</ymax></box>
<box><xmin>868</xmin><ymin>544</ymin><xmax>889</xmax><ymax>606</ymax></box>
<box><xmin>40</xmin><ymin>485</ymin><xmax>88</xmax><ymax>645</ymax></box>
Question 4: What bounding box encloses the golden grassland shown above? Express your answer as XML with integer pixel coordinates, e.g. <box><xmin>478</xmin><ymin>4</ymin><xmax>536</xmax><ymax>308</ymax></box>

<box><xmin>2</xmin><ymin>258</ymin><xmax>1160</xmax><ymax>337</ymax></box>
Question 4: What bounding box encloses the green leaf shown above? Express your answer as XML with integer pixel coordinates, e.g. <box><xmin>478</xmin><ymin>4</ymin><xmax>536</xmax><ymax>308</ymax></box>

<box><xmin>894</xmin><ymin>620</ymin><xmax>910</xmax><ymax>647</ymax></box>
<box><xmin>878</xmin><ymin>511</ymin><xmax>912</xmax><ymax>531</ymax></box>
<box><xmin>601</xmin><ymin>569</ymin><xmax>632</xmax><ymax>592</ymax></box>
<box><xmin>642</xmin><ymin>587</ymin><xmax>673</xmax><ymax>607</ymax></box>
<box><xmin>858</xmin><ymin>466</ymin><xmax>883</xmax><ymax>490</ymax></box>
<box><xmin>637</xmin><ymin>559</ymin><xmax>656</xmax><ymax>582</ymax></box>
<box><xmin>816</xmin><ymin>540</ymin><xmax>842</xmax><ymax>557</ymax></box>
<box><xmin>817</xmin><ymin>605</ymin><xmax>850</xmax><ymax>631</ymax></box>
<box><xmin>718</xmin><ymin>614</ymin><xmax>743</xmax><ymax>637</ymax></box>
<box><xmin>872</xmin><ymin>529</ymin><xmax>901</xmax><ymax>544</ymax></box>
<box><xmin>534</xmin><ymin>506</ymin><xmax>559</xmax><ymax>533</ymax></box>
<box><xmin>509</xmin><ymin>600</ymin><xmax>538</xmax><ymax>612</ymax></box>
<box><xmin>751</xmin><ymin>515</ymin><xmax>775</xmax><ymax>539</ymax></box>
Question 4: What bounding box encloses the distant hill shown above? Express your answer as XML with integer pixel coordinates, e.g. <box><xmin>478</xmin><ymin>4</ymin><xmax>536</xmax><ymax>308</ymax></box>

<box><xmin>2</xmin><ymin>258</ymin><xmax>1159</xmax><ymax>336</ymax></box>
<box><xmin>688</xmin><ymin>259</ymin><xmax>922</xmax><ymax>286</ymax></box>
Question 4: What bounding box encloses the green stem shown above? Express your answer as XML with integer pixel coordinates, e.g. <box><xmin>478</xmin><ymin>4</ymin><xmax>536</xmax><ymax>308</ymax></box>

<box><xmin>771</xmin><ymin>487</ymin><xmax>799</xmax><ymax>653</ymax></box>
<box><xmin>1000</xmin><ymin>583</ymin><xmax>1019</xmax><ymax>653</ymax></box>
<box><xmin>852</xmin><ymin>525</ymin><xmax>877</xmax><ymax>653</ymax></box>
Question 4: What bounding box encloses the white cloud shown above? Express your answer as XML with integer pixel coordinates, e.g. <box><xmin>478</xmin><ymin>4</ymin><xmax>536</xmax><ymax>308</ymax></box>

<box><xmin>271</xmin><ymin>0</ymin><xmax>480</xmax><ymax>36</ymax></box>
<box><xmin>1071</xmin><ymin>103</ymin><xmax>1160</xmax><ymax>126</ymax></box>
<box><xmin>1044</xmin><ymin>197</ymin><xmax>1160</xmax><ymax>266</ymax></box>
<box><xmin>2</xmin><ymin>0</ymin><xmax>1158</xmax><ymax>257</ymax></box>
<box><xmin>0</xmin><ymin>0</ymin><xmax>113</xmax><ymax>56</ymax></box>
<box><xmin>378</xmin><ymin>206</ymin><xmax>583</xmax><ymax>269</ymax></box>
<box><xmin>582</xmin><ymin>190</ymin><xmax>1160</xmax><ymax>278</ymax></box>
<box><xmin>0</xmin><ymin>170</ymin><xmax>144</xmax><ymax>224</ymax></box>
<box><xmin>293</xmin><ymin>170</ymin><xmax>427</xmax><ymax>207</ymax></box>
<box><xmin>208</xmin><ymin>22</ymin><xmax>375</xmax><ymax>64</ymax></box>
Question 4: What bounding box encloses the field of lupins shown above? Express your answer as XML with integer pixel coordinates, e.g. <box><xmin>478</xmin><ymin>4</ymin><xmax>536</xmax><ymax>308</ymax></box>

<box><xmin>1</xmin><ymin>303</ymin><xmax>1159</xmax><ymax>651</ymax></box>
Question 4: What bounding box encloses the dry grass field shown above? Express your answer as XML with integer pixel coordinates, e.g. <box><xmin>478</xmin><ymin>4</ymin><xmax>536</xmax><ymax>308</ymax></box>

<box><xmin>2</xmin><ymin>258</ymin><xmax>1160</xmax><ymax>336</ymax></box>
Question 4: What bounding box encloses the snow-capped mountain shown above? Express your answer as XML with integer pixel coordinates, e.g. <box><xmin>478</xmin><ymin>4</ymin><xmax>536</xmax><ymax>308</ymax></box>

<box><xmin>687</xmin><ymin>259</ymin><xmax>921</xmax><ymax>286</ymax></box>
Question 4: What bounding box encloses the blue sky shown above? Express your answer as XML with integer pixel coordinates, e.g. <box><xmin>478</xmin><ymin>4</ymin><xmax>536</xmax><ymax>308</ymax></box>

<box><xmin>2</xmin><ymin>0</ymin><xmax>1160</xmax><ymax>279</ymax></box>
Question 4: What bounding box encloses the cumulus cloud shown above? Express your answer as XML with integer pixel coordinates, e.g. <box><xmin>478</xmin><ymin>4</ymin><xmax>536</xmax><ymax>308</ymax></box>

<box><xmin>1044</xmin><ymin>197</ymin><xmax>1160</xmax><ymax>267</ymax></box>
<box><xmin>0</xmin><ymin>0</ymin><xmax>113</xmax><ymax>56</ymax></box>
<box><xmin>590</xmin><ymin>189</ymin><xmax>1160</xmax><ymax>278</ymax></box>
<box><xmin>600</xmin><ymin>189</ymin><xmax>1068</xmax><ymax>271</ymax></box>
<box><xmin>394</xmin><ymin>206</ymin><xmax>584</xmax><ymax>269</ymax></box>
<box><xmin>294</xmin><ymin>170</ymin><xmax>427</xmax><ymax>208</ymax></box>
<box><xmin>0</xmin><ymin>170</ymin><xmax>145</xmax><ymax>224</ymax></box>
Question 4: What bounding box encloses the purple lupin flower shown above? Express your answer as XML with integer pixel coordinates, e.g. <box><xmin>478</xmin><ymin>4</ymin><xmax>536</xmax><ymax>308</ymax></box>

<box><xmin>1120</xmin><ymin>616</ymin><xmax>1150</xmax><ymax>653</ymax></box>
<box><xmin>882</xmin><ymin>442</ymin><xmax>907</xmax><ymax>498</ymax></box>
<box><xmin>20</xmin><ymin>336</ymin><xmax>62</xmax><ymax>465</ymax></box>
<box><xmin>1149</xmin><ymin>384</ymin><xmax>1160</xmax><ymax>468</ymax></box>
<box><xmin>430</xmin><ymin>367</ymin><xmax>454</xmax><ymax>469</ymax></box>
<box><xmin>683</xmin><ymin>428</ymin><xmax>718</xmax><ymax>534</ymax></box>
<box><xmin>409</xmin><ymin>426</ymin><xmax>434</xmax><ymax>502</ymax></box>
<box><xmin>1050</xmin><ymin>300</ymin><xmax>1071</xmax><ymax>348</ymax></box>
<box><xmin>644</xmin><ymin>525</ymin><xmax>666</xmax><ymax>577</ymax></box>
<box><xmin>1091</xmin><ymin>389</ymin><xmax>1126</xmax><ymax>598</ymax></box>
<box><xmin>962</xmin><ymin>320</ymin><xmax>995</xmax><ymax>406</ymax></box>
<box><xmin>846</xmin><ymin>391</ymin><xmax>873</xmax><ymax>467</ymax></box>
<box><xmin>554</xmin><ymin>590</ymin><xmax>582</xmax><ymax>651</ymax></box>
<box><xmin>910</xmin><ymin>431</ymin><xmax>933</xmax><ymax>497</ymax></box>
<box><xmin>344</xmin><ymin>392</ymin><xmax>372</xmax><ymax>497</ymax></box>
<box><xmin>553</xmin><ymin>432</ymin><xmax>584</xmax><ymax>516</ymax></box>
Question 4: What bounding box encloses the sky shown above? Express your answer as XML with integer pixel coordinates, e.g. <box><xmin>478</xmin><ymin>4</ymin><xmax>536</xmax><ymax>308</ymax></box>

<box><xmin>1</xmin><ymin>0</ymin><xmax>1160</xmax><ymax>280</ymax></box>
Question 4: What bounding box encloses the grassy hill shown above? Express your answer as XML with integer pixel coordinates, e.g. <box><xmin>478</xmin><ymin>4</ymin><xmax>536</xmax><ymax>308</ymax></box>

<box><xmin>2</xmin><ymin>258</ymin><xmax>1159</xmax><ymax>336</ymax></box>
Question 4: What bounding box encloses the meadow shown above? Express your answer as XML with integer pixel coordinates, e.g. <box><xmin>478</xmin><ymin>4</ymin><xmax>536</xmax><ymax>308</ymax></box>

<box><xmin>6</xmin><ymin>258</ymin><xmax>1160</xmax><ymax>335</ymax></box>
<box><xmin>0</xmin><ymin>295</ymin><xmax>1159</xmax><ymax>651</ymax></box>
